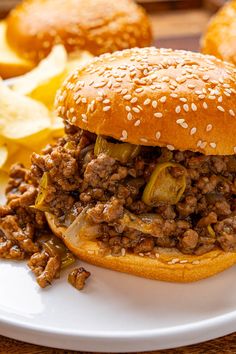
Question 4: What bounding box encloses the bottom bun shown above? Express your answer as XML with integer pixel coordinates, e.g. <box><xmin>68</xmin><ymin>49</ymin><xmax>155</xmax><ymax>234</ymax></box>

<box><xmin>46</xmin><ymin>213</ymin><xmax>236</xmax><ymax>283</ymax></box>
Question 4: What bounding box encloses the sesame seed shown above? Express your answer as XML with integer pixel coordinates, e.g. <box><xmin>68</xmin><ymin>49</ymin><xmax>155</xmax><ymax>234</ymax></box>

<box><xmin>170</xmin><ymin>93</ymin><xmax>178</xmax><ymax>98</ymax></box>
<box><xmin>198</xmin><ymin>94</ymin><xmax>205</xmax><ymax>100</ymax></box>
<box><xmin>188</xmin><ymin>84</ymin><xmax>196</xmax><ymax>89</ymax></box>
<box><xmin>208</xmin><ymin>95</ymin><xmax>216</xmax><ymax>100</ymax></box>
<box><xmin>103</xmin><ymin>99</ymin><xmax>110</xmax><ymax>104</ymax></box>
<box><xmin>190</xmin><ymin>127</ymin><xmax>197</xmax><ymax>135</ymax></box>
<box><xmin>180</xmin><ymin>98</ymin><xmax>187</xmax><ymax>102</ymax></box>
<box><xmin>140</xmin><ymin>138</ymin><xmax>148</xmax><ymax>143</ymax></box>
<box><xmin>152</xmin><ymin>100</ymin><xmax>158</xmax><ymax>109</ymax></box>
<box><xmin>156</xmin><ymin>131</ymin><xmax>161</xmax><ymax>140</ymax></box>
<box><xmin>203</xmin><ymin>75</ymin><xmax>210</xmax><ymax>81</ymax></box>
<box><xmin>229</xmin><ymin>109</ymin><xmax>235</xmax><ymax>117</ymax></box>
<box><xmin>121</xmin><ymin>130</ymin><xmax>128</xmax><ymax>140</ymax></box>
<box><xmin>176</xmin><ymin>118</ymin><xmax>185</xmax><ymax>124</ymax></box>
<box><xmin>191</xmin><ymin>103</ymin><xmax>197</xmax><ymax>111</ymax></box>
<box><xmin>172</xmin><ymin>258</ymin><xmax>180</xmax><ymax>264</ymax></box>
<box><xmin>94</xmin><ymin>81</ymin><xmax>106</xmax><ymax>88</ymax></box>
<box><xmin>98</xmin><ymin>90</ymin><xmax>104</xmax><ymax>96</ymax></box>
<box><xmin>180</xmin><ymin>260</ymin><xmax>188</xmax><ymax>264</ymax></box>
<box><xmin>134</xmin><ymin>120</ymin><xmax>141</xmax><ymax>126</ymax></box>
<box><xmin>218</xmin><ymin>96</ymin><xmax>223</xmax><ymax>103</ymax></box>
<box><xmin>132</xmin><ymin>107</ymin><xmax>140</xmax><ymax>113</ymax></box>
<box><xmin>121</xmin><ymin>89</ymin><xmax>128</xmax><ymax>95</ymax></box>
<box><xmin>144</xmin><ymin>98</ymin><xmax>151</xmax><ymax>105</ymax></box>
<box><xmin>160</xmin><ymin>96</ymin><xmax>167</xmax><ymax>103</ymax></box>
<box><xmin>81</xmin><ymin>113</ymin><xmax>87</xmax><ymax>122</ymax></box>
<box><xmin>71</xmin><ymin>116</ymin><xmax>77</xmax><ymax>123</ymax></box>
<box><xmin>198</xmin><ymin>141</ymin><xmax>207</xmax><ymax>149</ymax></box>
<box><xmin>210</xmin><ymin>142</ymin><xmax>216</xmax><ymax>148</ymax></box>
<box><xmin>131</xmin><ymin>97</ymin><xmax>138</xmax><ymax>104</ymax></box>
<box><xmin>127</xmin><ymin>113</ymin><xmax>133</xmax><ymax>121</ymax></box>
<box><xmin>125</xmin><ymin>106</ymin><xmax>131</xmax><ymax>112</ymax></box>
<box><xmin>81</xmin><ymin>98</ymin><xmax>87</xmax><ymax>103</ymax></box>
<box><xmin>162</xmin><ymin>76</ymin><xmax>170</xmax><ymax>82</ymax></box>
<box><xmin>203</xmin><ymin>102</ymin><xmax>208</xmax><ymax>109</ymax></box>
<box><xmin>217</xmin><ymin>106</ymin><xmax>225</xmax><ymax>112</ymax></box>
<box><xmin>205</xmin><ymin>126</ymin><xmax>214</xmax><ymax>135</ymax></box>
<box><xmin>167</xmin><ymin>144</ymin><xmax>175</xmax><ymax>151</ymax></box>
<box><xmin>103</xmin><ymin>106</ymin><xmax>111</xmax><ymax>112</ymax></box>
<box><xmin>183</xmin><ymin>104</ymin><xmax>189</xmax><ymax>112</ymax></box>
<box><xmin>69</xmin><ymin>108</ymin><xmax>75</xmax><ymax>113</ymax></box>
<box><xmin>181</xmin><ymin>122</ymin><xmax>188</xmax><ymax>129</ymax></box>
<box><xmin>124</xmin><ymin>95</ymin><xmax>131</xmax><ymax>100</ymax></box>
<box><xmin>154</xmin><ymin>112</ymin><xmax>163</xmax><ymax>118</ymax></box>
<box><xmin>136</xmin><ymin>88</ymin><xmax>144</xmax><ymax>93</ymax></box>
<box><xmin>175</xmin><ymin>106</ymin><xmax>181</xmax><ymax>114</ymax></box>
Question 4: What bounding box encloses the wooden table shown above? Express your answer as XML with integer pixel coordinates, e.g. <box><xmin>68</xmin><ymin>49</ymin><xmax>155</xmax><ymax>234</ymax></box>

<box><xmin>1</xmin><ymin>5</ymin><xmax>236</xmax><ymax>354</ymax></box>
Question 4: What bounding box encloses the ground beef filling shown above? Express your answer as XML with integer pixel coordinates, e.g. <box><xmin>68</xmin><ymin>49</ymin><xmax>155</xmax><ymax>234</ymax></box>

<box><xmin>0</xmin><ymin>126</ymin><xmax>236</xmax><ymax>272</ymax></box>
<box><xmin>31</xmin><ymin>126</ymin><xmax>236</xmax><ymax>256</ymax></box>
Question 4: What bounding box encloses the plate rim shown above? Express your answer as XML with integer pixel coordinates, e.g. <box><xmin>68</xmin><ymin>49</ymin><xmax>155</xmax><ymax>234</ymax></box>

<box><xmin>1</xmin><ymin>306</ymin><xmax>236</xmax><ymax>351</ymax></box>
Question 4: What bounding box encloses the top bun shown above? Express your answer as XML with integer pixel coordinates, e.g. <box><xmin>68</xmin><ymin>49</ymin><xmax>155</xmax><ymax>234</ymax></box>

<box><xmin>56</xmin><ymin>47</ymin><xmax>236</xmax><ymax>156</ymax></box>
<box><xmin>201</xmin><ymin>0</ymin><xmax>236</xmax><ymax>65</ymax></box>
<box><xmin>6</xmin><ymin>0</ymin><xmax>152</xmax><ymax>63</ymax></box>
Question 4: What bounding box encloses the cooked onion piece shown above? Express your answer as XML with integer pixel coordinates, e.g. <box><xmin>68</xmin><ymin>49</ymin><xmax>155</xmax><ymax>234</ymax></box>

<box><xmin>119</xmin><ymin>210</ymin><xmax>163</xmax><ymax>237</ymax></box>
<box><xmin>65</xmin><ymin>208</ymin><xmax>100</xmax><ymax>241</ymax></box>
<box><xmin>34</xmin><ymin>172</ymin><xmax>50</xmax><ymax>212</ymax></box>
<box><xmin>94</xmin><ymin>135</ymin><xmax>140</xmax><ymax>163</ymax></box>
<box><xmin>142</xmin><ymin>162</ymin><xmax>187</xmax><ymax>206</ymax></box>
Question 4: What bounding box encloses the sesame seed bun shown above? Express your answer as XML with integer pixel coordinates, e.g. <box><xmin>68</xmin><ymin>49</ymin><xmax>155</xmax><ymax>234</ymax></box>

<box><xmin>201</xmin><ymin>0</ymin><xmax>236</xmax><ymax>66</ymax></box>
<box><xmin>0</xmin><ymin>20</ymin><xmax>34</xmax><ymax>79</ymax></box>
<box><xmin>46</xmin><ymin>213</ymin><xmax>236</xmax><ymax>282</ymax></box>
<box><xmin>6</xmin><ymin>0</ymin><xmax>152</xmax><ymax>63</ymax></box>
<box><xmin>56</xmin><ymin>47</ymin><xmax>236</xmax><ymax>156</ymax></box>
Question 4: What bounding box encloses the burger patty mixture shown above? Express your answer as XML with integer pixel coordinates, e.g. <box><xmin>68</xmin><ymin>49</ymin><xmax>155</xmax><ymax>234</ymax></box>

<box><xmin>0</xmin><ymin>123</ymin><xmax>235</xmax><ymax>286</ymax></box>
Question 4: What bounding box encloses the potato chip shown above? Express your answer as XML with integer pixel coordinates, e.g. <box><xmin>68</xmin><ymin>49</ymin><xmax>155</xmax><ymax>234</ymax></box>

<box><xmin>2</xmin><ymin>144</ymin><xmax>34</xmax><ymax>172</ymax></box>
<box><xmin>0</xmin><ymin>144</ymin><xmax>8</xmax><ymax>168</ymax></box>
<box><xmin>0</xmin><ymin>170</ymin><xmax>8</xmax><ymax>204</ymax></box>
<box><xmin>8</xmin><ymin>45</ymin><xmax>67</xmax><ymax>108</ymax></box>
<box><xmin>5</xmin><ymin>47</ymin><xmax>92</xmax><ymax>108</ymax></box>
<box><xmin>10</xmin><ymin>45</ymin><xmax>67</xmax><ymax>95</ymax></box>
<box><xmin>0</xmin><ymin>83</ymin><xmax>51</xmax><ymax>147</ymax></box>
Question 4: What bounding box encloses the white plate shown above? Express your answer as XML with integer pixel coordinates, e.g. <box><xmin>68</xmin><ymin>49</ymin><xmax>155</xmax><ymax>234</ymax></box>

<box><xmin>0</xmin><ymin>174</ymin><xmax>236</xmax><ymax>352</ymax></box>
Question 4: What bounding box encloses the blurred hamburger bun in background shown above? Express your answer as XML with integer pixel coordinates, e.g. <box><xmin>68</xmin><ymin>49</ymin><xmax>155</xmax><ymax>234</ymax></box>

<box><xmin>201</xmin><ymin>0</ymin><xmax>236</xmax><ymax>65</ymax></box>
<box><xmin>6</xmin><ymin>0</ymin><xmax>152</xmax><ymax>63</ymax></box>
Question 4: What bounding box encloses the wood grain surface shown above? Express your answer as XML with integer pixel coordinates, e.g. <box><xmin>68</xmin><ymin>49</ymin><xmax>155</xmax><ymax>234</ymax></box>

<box><xmin>0</xmin><ymin>4</ymin><xmax>235</xmax><ymax>354</ymax></box>
<box><xmin>1</xmin><ymin>332</ymin><xmax>236</xmax><ymax>354</ymax></box>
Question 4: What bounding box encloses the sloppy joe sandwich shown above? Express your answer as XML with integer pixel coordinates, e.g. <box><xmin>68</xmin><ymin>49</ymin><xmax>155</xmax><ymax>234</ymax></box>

<box><xmin>1</xmin><ymin>47</ymin><xmax>236</xmax><ymax>287</ymax></box>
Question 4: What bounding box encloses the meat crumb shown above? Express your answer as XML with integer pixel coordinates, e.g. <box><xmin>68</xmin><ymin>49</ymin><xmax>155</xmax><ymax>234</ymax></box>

<box><xmin>68</xmin><ymin>267</ymin><xmax>91</xmax><ymax>290</ymax></box>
